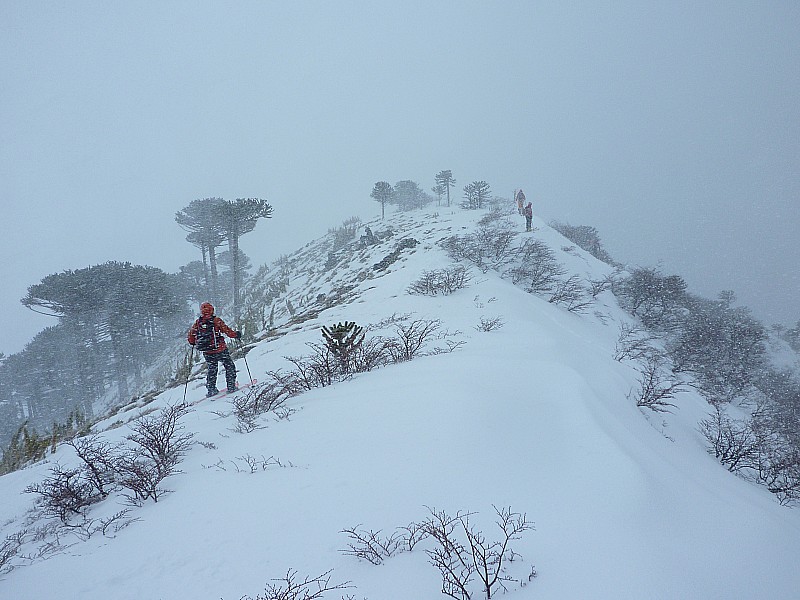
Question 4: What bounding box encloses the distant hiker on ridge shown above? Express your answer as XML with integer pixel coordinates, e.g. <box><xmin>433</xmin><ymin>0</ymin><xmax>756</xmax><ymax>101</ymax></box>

<box><xmin>188</xmin><ymin>302</ymin><xmax>241</xmax><ymax>397</ymax></box>
<box><xmin>516</xmin><ymin>189</ymin><xmax>526</xmax><ymax>215</ymax></box>
<box><xmin>524</xmin><ymin>201</ymin><xmax>533</xmax><ymax>232</ymax></box>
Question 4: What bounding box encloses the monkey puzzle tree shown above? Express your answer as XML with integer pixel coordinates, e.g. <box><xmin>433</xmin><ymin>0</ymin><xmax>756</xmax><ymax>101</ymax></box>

<box><xmin>22</xmin><ymin>262</ymin><xmax>187</xmax><ymax>402</ymax></box>
<box><xmin>393</xmin><ymin>180</ymin><xmax>432</xmax><ymax>211</ymax></box>
<box><xmin>435</xmin><ymin>170</ymin><xmax>456</xmax><ymax>207</ymax></box>
<box><xmin>175</xmin><ymin>198</ymin><xmax>226</xmax><ymax>305</ymax></box>
<box><xmin>215</xmin><ymin>198</ymin><xmax>273</xmax><ymax>321</ymax></box>
<box><xmin>371</xmin><ymin>181</ymin><xmax>393</xmax><ymax>219</ymax></box>
<box><xmin>463</xmin><ymin>180</ymin><xmax>491</xmax><ymax>210</ymax></box>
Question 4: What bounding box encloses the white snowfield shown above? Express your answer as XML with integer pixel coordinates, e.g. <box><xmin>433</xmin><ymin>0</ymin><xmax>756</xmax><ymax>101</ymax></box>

<box><xmin>2</xmin><ymin>207</ymin><xmax>799</xmax><ymax>600</ymax></box>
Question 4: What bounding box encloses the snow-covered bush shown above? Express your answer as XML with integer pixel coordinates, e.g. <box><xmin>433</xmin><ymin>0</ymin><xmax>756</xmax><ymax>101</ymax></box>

<box><xmin>232</xmin><ymin>381</ymin><xmax>293</xmax><ymax>434</ymax></box>
<box><xmin>387</xmin><ymin>318</ymin><xmax>442</xmax><ymax>362</ymax></box>
<box><xmin>341</xmin><ymin>506</ymin><xmax>535</xmax><ymax>600</ymax></box>
<box><xmin>700</xmin><ymin>404</ymin><xmax>800</xmax><ymax>506</ymax></box>
<box><xmin>549</xmin><ymin>221</ymin><xmax>616</xmax><ymax>265</ymax></box>
<box><xmin>238</xmin><ymin>569</ymin><xmax>352</xmax><ymax>600</ymax></box>
<box><xmin>613</xmin><ymin>266</ymin><xmax>688</xmax><ymax>332</ymax></box>
<box><xmin>613</xmin><ymin>323</ymin><xmax>658</xmax><ymax>363</ymax></box>
<box><xmin>505</xmin><ymin>239</ymin><xmax>565</xmax><ymax>294</ymax></box>
<box><xmin>440</xmin><ymin>220</ymin><xmax>518</xmax><ymax>273</ymax></box>
<box><xmin>408</xmin><ymin>265</ymin><xmax>471</xmax><ymax>296</ymax></box>
<box><xmin>699</xmin><ymin>407</ymin><xmax>760</xmax><ymax>473</ymax></box>
<box><xmin>24</xmin><ymin>464</ymin><xmax>100</xmax><ymax>525</ymax></box>
<box><xmin>548</xmin><ymin>275</ymin><xmax>593</xmax><ymax>313</ymax></box>
<box><xmin>0</xmin><ymin>531</ymin><xmax>24</xmax><ymax>575</ymax></box>
<box><xmin>629</xmin><ymin>354</ymin><xmax>685</xmax><ymax>413</ymax></box>
<box><xmin>475</xmin><ymin>316</ymin><xmax>504</xmax><ymax>332</ymax></box>
<box><xmin>117</xmin><ymin>403</ymin><xmax>194</xmax><ymax>503</ymax></box>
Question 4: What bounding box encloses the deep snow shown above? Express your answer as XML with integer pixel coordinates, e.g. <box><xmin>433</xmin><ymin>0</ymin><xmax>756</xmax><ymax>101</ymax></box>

<box><xmin>1</xmin><ymin>207</ymin><xmax>799</xmax><ymax>600</ymax></box>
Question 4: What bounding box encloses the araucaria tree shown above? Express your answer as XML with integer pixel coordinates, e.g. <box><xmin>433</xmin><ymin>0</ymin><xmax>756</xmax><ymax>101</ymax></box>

<box><xmin>216</xmin><ymin>198</ymin><xmax>274</xmax><ymax>320</ymax></box>
<box><xmin>371</xmin><ymin>181</ymin><xmax>393</xmax><ymax>219</ymax></box>
<box><xmin>175</xmin><ymin>198</ymin><xmax>227</xmax><ymax>305</ymax></box>
<box><xmin>393</xmin><ymin>180</ymin><xmax>432</xmax><ymax>212</ymax></box>
<box><xmin>462</xmin><ymin>181</ymin><xmax>491</xmax><ymax>210</ymax></box>
<box><xmin>435</xmin><ymin>170</ymin><xmax>456</xmax><ymax>207</ymax></box>
<box><xmin>176</xmin><ymin>197</ymin><xmax>273</xmax><ymax>320</ymax></box>
<box><xmin>21</xmin><ymin>262</ymin><xmax>187</xmax><ymax>404</ymax></box>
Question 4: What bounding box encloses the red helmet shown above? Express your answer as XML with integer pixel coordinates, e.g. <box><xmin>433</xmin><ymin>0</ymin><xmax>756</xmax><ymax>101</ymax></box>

<box><xmin>200</xmin><ymin>302</ymin><xmax>214</xmax><ymax>316</ymax></box>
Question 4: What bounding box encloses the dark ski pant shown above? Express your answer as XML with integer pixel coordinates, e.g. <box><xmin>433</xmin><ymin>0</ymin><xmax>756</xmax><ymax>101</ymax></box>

<box><xmin>525</xmin><ymin>215</ymin><xmax>532</xmax><ymax>231</ymax></box>
<box><xmin>204</xmin><ymin>349</ymin><xmax>236</xmax><ymax>393</ymax></box>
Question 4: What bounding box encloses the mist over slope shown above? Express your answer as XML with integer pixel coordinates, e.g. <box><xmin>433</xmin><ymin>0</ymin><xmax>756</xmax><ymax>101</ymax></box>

<box><xmin>2</xmin><ymin>206</ymin><xmax>799</xmax><ymax>600</ymax></box>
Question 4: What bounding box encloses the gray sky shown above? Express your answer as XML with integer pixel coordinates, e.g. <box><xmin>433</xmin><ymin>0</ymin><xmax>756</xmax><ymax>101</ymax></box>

<box><xmin>2</xmin><ymin>1</ymin><xmax>798</xmax><ymax>356</ymax></box>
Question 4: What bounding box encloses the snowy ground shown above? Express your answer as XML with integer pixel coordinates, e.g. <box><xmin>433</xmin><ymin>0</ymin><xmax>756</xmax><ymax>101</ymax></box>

<box><xmin>2</xmin><ymin>207</ymin><xmax>799</xmax><ymax>600</ymax></box>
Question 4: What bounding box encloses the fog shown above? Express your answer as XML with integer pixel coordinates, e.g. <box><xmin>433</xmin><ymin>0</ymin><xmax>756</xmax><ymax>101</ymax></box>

<box><xmin>2</xmin><ymin>1</ymin><xmax>798</xmax><ymax>355</ymax></box>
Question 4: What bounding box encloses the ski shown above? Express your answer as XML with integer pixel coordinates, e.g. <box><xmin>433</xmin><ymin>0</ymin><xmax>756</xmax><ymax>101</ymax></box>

<box><xmin>190</xmin><ymin>379</ymin><xmax>257</xmax><ymax>406</ymax></box>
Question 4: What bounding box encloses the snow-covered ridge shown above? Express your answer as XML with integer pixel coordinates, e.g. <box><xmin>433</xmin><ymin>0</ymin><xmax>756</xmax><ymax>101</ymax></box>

<box><xmin>2</xmin><ymin>206</ymin><xmax>799</xmax><ymax>600</ymax></box>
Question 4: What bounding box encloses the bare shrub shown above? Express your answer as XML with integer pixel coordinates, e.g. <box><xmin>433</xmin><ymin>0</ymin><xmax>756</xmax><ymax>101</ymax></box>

<box><xmin>440</xmin><ymin>222</ymin><xmax>518</xmax><ymax>273</ymax></box>
<box><xmin>389</xmin><ymin>319</ymin><xmax>441</xmax><ymax>362</ymax></box>
<box><xmin>472</xmin><ymin>222</ymin><xmax>518</xmax><ymax>271</ymax></box>
<box><xmin>66</xmin><ymin>435</ymin><xmax>120</xmax><ymax>499</ymax></box>
<box><xmin>409</xmin><ymin>265</ymin><xmax>471</xmax><ymax>296</ymax></box>
<box><xmin>349</xmin><ymin>336</ymin><xmax>393</xmax><ymax>373</ymax></box>
<box><xmin>98</xmin><ymin>509</ymin><xmax>140</xmax><ymax>537</ymax></box>
<box><xmin>475</xmin><ymin>316</ymin><xmax>504</xmax><ymax>332</ymax></box>
<box><xmin>0</xmin><ymin>530</ymin><xmax>26</xmax><ymax>574</ymax></box>
<box><xmin>241</xmin><ymin>569</ymin><xmax>352</xmax><ymax>600</ymax></box>
<box><xmin>699</xmin><ymin>403</ymin><xmax>800</xmax><ymax>506</ymax></box>
<box><xmin>549</xmin><ymin>221</ymin><xmax>615</xmax><ymax>264</ymax></box>
<box><xmin>614</xmin><ymin>323</ymin><xmax>658</xmax><ymax>362</ymax></box>
<box><xmin>506</xmin><ymin>239</ymin><xmax>566</xmax><ymax>294</ymax></box>
<box><xmin>115</xmin><ymin>451</ymin><xmax>167</xmax><ymax>504</ymax></box>
<box><xmin>614</xmin><ymin>267</ymin><xmax>688</xmax><ymax>331</ymax></box>
<box><xmin>629</xmin><ymin>355</ymin><xmax>684</xmax><ymax>413</ymax></box>
<box><xmin>232</xmin><ymin>381</ymin><xmax>293</xmax><ymax>433</ymax></box>
<box><xmin>398</xmin><ymin>520</ymin><xmax>429</xmax><ymax>551</ymax></box>
<box><xmin>477</xmin><ymin>207</ymin><xmax>512</xmax><ymax>225</ymax></box>
<box><xmin>408</xmin><ymin>269</ymin><xmax>444</xmax><ymax>296</ymax></box>
<box><xmin>231</xmin><ymin>454</ymin><xmax>294</xmax><ymax>473</ymax></box>
<box><xmin>340</xmin><ymin>525</ymin><xmax>404</xmax><ymax>565</ymax></box>
<box><xmin>117</xmin><ymin>404</ymin><xmax>194</xmax><ymax>503</ymax></box>
<box><xmin>328</xmin><ymin>216</ymin><xmax>361</xmax><ymax>250</ymax></box>
<box><xmin>25</xmin><ymin>465</ymin><xmax>99</xmax><ymax>524</ymax></box>
<box><xmin>127</xmin><ymin>404</ymin><xmax>194</xmax><ymax>477</ymax></box>
<box><xmin>340</xmin><ymin>506</ymin><xmax>535</xmax><ymax>599</ymax></box>
<box><xmin>421</xmin><ymin>505</ymin><xmax>533</xmax><ymax>600</ymax></box>
<box><xmin>699</xmin><ymin>407</ymin><xmax>760</xmax><ymax>473</ymax></box>
<box><xmin>340</xmin><ymin>520</ymin><xmax>433</xmax><ymax>564</ymax></box>
<box><xmin>588</xmin><ymin>270</ymin><xmax>621</xmax><ymax>297</ymax></box>
<box><xmin>753</xmin><ymin>441</ymin><xmax>800</xmax><ymax>506</ymax></box>
<box><xmin>421</xmin><ymin>508</ymin><xmax>476</xmax><ymax>600</ymax></box>
<box><xmin>548</xmin><ymin>275</ymin><xmax>593</xmax><ymax>313</ymax></box>
<box><xmin>285</xmin><ymin>344</ymin><xmax>339</xmax><ymax>389</ymax></box>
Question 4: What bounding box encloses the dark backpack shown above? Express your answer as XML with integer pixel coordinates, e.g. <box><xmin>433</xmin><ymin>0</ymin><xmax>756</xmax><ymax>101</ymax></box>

<box><xmin>195</xmin><ymin>317</ymin><xmax>219</xmax><ymax>352</ymax></box>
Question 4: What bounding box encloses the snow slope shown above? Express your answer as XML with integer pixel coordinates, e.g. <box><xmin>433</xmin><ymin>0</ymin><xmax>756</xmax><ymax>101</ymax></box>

<box><xmin>2</xmin><ymin>207</ymin><xmax>799</xmax><ymax>600</ymax></box>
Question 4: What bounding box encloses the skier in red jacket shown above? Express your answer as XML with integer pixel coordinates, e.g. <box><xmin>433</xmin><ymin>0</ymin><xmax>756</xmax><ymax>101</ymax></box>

<box><xmin>187</xmin><ymin>302</ymin><xmax>241</xmax><ymax>396</ymax></box>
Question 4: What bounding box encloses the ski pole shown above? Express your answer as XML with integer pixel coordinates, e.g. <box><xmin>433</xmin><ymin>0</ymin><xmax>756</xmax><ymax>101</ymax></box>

<box><xmin>238</xmin><ymin>336</ymin><xmax>255</xmax><ymax>384</ymax></box>
<box><xmin>182</xmin><ymin>344</ymin><xmax>194</xmax><ymax>403</ymax></box>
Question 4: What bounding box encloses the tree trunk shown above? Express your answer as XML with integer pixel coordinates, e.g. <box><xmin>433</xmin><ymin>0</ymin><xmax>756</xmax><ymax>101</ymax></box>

<box><xmin>208</xmin><ymin>245</ymin><xmax>220</xmax><ymax>306</ymax></box>
<box><xmin>230</xmin><ymin>222</ymin><xmax>241</xmax><ymax>322</ymax></box>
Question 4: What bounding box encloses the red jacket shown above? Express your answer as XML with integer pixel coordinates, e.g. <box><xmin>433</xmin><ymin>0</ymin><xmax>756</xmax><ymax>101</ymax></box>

<box><xmin>188</xmin><ymin>315</ymin><xmax>238</xmax><ymax>354</ymax></box>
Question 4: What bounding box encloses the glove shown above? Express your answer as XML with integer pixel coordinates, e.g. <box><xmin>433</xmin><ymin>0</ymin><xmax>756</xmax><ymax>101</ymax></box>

<box><xmin>234</xmin><ymin>330</ymin><xmax>242</xmax><ymax>339</ymax></box>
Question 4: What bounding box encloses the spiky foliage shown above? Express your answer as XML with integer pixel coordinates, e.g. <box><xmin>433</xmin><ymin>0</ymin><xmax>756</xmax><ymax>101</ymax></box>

<box><xmin>321</xmin><ymin>321</ymin><xmax>365</xmax><ymax>367</ymax></box>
